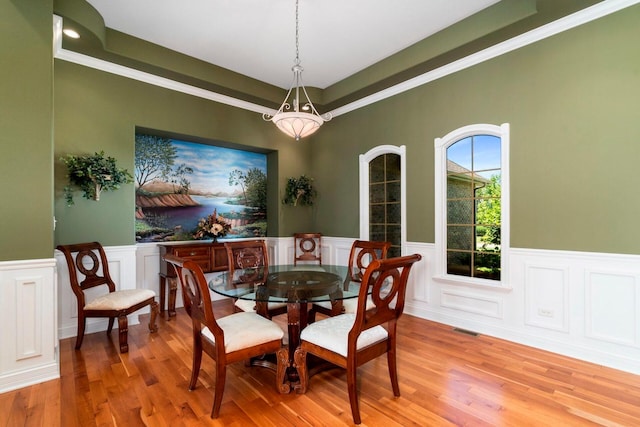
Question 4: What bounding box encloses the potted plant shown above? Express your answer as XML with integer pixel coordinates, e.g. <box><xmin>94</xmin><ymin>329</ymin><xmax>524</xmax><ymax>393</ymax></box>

<box><xmin>61</xmin><ymin>151</ymin><xmax>133</xmax><ymax>206</ymax></box>
<box><xmin>282</xmin><ymin>175</ymin><xmax>316</xmax><ymax>206</ymax></box>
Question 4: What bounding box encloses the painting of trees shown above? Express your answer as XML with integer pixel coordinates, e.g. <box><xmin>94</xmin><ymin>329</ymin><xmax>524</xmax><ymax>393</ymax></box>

<box><xmin>134</xmin><ymin>135</ymin><xmax>175</xmax><ymax>188</ymax></box>
<box><xmin>134</xmin><ymin>133</ymin><xmax>268</xmax><ymax>242</ymax></box>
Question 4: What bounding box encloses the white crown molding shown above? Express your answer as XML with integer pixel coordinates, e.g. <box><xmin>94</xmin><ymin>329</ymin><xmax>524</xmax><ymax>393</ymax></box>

<box><xmin>328</xmin><ymin>0</ymin><xmax>640</xmax><ymax>118</ymax></box>
<box><xmin>53</xmin><ymin>0</ymin><xmax>640</xmax><ymax>120</ymax></box>
<box><xmin>52</xmin><ymin>16</ymin><xmax>276</xmax><ymax>117</ymax></box>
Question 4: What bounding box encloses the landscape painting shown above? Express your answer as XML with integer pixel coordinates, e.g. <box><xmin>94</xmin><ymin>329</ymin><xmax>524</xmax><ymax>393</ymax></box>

<box><xmin>134</xmin><ymin>133</ymin><xmax>267</xmax><ymax>242</ymax></box>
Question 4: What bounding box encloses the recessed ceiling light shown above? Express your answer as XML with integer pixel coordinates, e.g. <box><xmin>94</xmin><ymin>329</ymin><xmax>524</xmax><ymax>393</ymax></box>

<box><xmin>63</xmin><ymin>28</ymin><xmax>80</xmax><ymax>39</ymax></box>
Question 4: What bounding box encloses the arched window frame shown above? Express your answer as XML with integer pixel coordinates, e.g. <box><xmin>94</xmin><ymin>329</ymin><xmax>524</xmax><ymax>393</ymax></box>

<box><xmin>359</xmin><ymin>145</ymin><xmax>407</xmax><ymax>253</ymax></box>
<box><xmin>434</xmin><ymin>123</ymin><xmax>510</xmax><ymax>289</ymax></box>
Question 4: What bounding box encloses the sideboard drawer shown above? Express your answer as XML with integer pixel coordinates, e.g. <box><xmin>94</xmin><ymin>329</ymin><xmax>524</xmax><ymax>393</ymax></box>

<box><xmin>158</xmin><ymin>242</ymin><xmax>228</xmax><ymax>277</ymax></box>
<box><xmin>173</xmin><ymin>246</ymin><xmax>210</xmax><ymax>258</ymax></box>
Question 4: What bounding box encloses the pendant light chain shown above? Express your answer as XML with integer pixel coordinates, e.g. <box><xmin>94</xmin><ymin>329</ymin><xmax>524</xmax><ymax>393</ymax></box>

<box><xmin>295</xmin><ymin>0</ymin><xmax>300</xmax><ymax>66</ymax></box>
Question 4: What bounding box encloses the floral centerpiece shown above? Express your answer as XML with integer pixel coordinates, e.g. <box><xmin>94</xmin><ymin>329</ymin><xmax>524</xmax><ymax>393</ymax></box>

<box><xmin>193</xmin><ymin>209</ymin><xmax>232</xmax><ymax>242</ymax></box>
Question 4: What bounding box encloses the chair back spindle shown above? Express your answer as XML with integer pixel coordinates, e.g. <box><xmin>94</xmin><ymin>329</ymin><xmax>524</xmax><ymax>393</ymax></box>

<box><xmin>223</xmin><ymin>240</ymin><xmax>287</xmax><ymax>318</ymax></box>
<box><xmin>347</xmin><ymin>240</ymin><xmax>391</xmax><ymax>283</ymax></box>
<box><xmin>352</xmin><ymin>255</ymin><xmax>416</xmax><ymax>335</ymax></box>
<box><xmin>225</xmin><ymin>240</ymin><xmax>269</xmax><ymax>285</ymax></box>
<box><xmin>293</xmin><ymin>233</ymin><xmax>322</xmax><ymax>265</ymax></box>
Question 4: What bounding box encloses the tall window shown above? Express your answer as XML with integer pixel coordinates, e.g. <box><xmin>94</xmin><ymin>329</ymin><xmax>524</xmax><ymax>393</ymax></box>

<box><xmin>435</xmin><ymin>124</ymin><xmax>509</xmax><ymax>286</ymax></box>
<box><xmin>369</xmin><ymin>153</ymin><xmax>402</xmax><ymax>257</ymax></box>
<box><xmin>359</xmin><ymin>145</ymin><xmax>406</xmax><ymax>257</ymax></box>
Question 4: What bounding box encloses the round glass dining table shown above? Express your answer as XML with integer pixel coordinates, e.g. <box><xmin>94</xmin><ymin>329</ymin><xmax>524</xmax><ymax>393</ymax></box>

<box><xmin>208</xmin><ymin>264</ymin><xmax>359</xmax><ymax>391</ymax></box>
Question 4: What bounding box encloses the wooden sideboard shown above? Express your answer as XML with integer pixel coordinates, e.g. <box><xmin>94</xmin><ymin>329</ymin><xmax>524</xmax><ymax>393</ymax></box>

<box><xmin>158</xmin><ymin>242</ymin><xmax>228</xmax><ymax>317</ymax></box>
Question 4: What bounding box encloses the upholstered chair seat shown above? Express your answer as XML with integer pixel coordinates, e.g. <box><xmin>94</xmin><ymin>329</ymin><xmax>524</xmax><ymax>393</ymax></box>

<box><xmin>84</xmin><ymin>289</ymin><xmax>156</xmax><ymax>311</ymax></box>
<box><xmin>201</xmin><ymin>311</ymin><xmax>284</xmax><ymax>353</ymax></box>
<box><xmin>299</xmin><ymin>313</ymin><xmax>388</xmax><ymax>357</ymax></box>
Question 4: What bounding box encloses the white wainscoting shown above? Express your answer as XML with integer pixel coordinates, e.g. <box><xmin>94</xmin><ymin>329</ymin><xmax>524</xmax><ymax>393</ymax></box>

<box><xmin>46</xmin><ymin>238</ymin><xmax>640</xmax><ymax>380</ymax></box>
<box><xmin>0</xmin><ymin>258</ymin><xmax>58</xmax><ymax>393</ymax></box>
<box><xmin>404</xmin><ymin>243</ymin><xmax>640</xmax><ymax>375</ymax></box>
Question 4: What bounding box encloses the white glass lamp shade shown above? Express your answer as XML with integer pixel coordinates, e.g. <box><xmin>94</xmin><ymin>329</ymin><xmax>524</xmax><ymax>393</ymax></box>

<box><xmin>271</xmin><ymin>111</ymin><xmax>324</xmax><ymax>140</ymax></box>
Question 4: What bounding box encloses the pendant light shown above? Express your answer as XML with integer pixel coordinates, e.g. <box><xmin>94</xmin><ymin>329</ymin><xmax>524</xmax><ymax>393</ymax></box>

<box><xmin>263</xmin><ymin>0</ymin><xmax>331</xmax><ymax>141</ymax></box>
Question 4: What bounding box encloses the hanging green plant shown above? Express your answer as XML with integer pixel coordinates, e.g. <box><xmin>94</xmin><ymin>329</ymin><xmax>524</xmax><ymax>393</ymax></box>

<box><xmin>61</xmin><ymin>151</ymin><xmax>133</xmax><ymax>206</ymax></box>
<box><xmin>282</xmin><ymin>175</ymin><xmax>316</xmax><ymax>206</ymax></box>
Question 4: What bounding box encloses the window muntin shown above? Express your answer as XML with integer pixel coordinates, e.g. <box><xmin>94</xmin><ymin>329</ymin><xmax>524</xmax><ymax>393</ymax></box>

<box><xmin>446</xmin><ymin>134</ymin><xmax>501</xmax><ymax>280</ymax></box>
<box><xmin>359</xmin><ymin>145</ymin><xmax>406</xmax><ymax>259</ymax></box>
<box><xmin>369</xmin><ymin>153</ymin><xmax>402</xmax><ymax>257</ymax></box>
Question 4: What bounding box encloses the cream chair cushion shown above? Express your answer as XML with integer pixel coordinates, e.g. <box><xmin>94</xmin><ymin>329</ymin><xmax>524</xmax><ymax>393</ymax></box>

<box><xmin>300</xmin><ymin>313</ymin><xmax>388</xmax><ymax>357</ymax></box>
<box><xmin>85</xmin><ymin>289</ymin><xmax>155</xmax><ymax>311</ymax></box>
<box><xmin>313</xmin><ymin>296</ymin><xmax>374</xmax><ymax>313</ymax></box>
<box><xmin>234</xmin><ymin>296</ymin><xmax>287</xmax><ymax>313</ymax></box>
<box><xmin>201</xmin><ymin>311</ymin><xmax>284</xmax><ymax>353</ymax></box>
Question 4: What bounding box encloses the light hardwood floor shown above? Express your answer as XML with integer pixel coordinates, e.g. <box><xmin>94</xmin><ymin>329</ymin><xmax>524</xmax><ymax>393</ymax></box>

<box><xmin>2</xmin><ymin>300</ymin><xmax>640</xmax><ymax>426</ymax></box>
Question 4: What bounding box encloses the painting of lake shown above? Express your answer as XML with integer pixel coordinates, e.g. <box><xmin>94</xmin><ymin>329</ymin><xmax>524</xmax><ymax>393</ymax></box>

<box><xmin>134</xmin><ymin>133</ymin><xmax>267</xmax><ymax>243</ymax></box>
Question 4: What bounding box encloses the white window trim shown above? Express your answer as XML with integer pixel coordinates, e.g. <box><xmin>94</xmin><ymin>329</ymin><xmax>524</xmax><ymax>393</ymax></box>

<box><xmin>434</xmin><ymin>123</ymin><xmax>511</xmax><ymax>290</ymax></box>
<box><xmin>359</xmin><ymin>145</ymin><xmax>407</xmax><ymax>253</ymax></box>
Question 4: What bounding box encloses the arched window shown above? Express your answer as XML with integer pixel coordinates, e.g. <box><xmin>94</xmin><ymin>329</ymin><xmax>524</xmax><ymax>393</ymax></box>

<box><xmin>434</xmin><ymin>124</ymin><xmax>509</xmax><ymax>287</ymax></box>
<box><xmin>359</xmin><ymin>145</ymin><xmax>406</xmax><ymax>257</ymax></box>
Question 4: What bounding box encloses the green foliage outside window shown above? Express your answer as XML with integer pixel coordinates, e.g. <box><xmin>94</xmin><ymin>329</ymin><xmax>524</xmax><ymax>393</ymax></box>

<box><xmin>476</xmin><ymin>174</ymin><xmax>501</xmax><ymax>248</ymax></box>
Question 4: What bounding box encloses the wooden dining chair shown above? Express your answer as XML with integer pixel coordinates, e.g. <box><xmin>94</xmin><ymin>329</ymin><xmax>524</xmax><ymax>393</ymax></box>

<box><xmin>224</xmin><ymin>240</ymin><xmax>287</xmax><ymax>319</ymax></box>
<box><xmin>309</xmin><ymin>240</ymin><xmax>391</xmax><ymax>321</ymax></box>
<box><xmin>56</xmin><ymin>242</ymin><xmax>159</xmax><ymax>353</ymax></box>
<box><xmin>164</xmin><ymin>254</ymin><xmax>287</xmax><ymax>418</ymax></box>
<box><xmin>293</xmin><ymin>232</ymin><xmax>322</xmax><ymax>265</ymax></box>
<box><xmin>294</xmin><ymin>254</ymin><xmax>422</xmax><ymax>425</ymax></box>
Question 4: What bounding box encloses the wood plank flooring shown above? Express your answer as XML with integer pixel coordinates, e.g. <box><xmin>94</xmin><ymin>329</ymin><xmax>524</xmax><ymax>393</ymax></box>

<box><xmin>2</xmin><ymin>299</ymin><xmax>640</xmax><ymax>426</ymax></box>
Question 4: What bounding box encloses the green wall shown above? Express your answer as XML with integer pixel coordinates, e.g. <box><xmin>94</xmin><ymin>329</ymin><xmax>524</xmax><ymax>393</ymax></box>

<box><xmin>311</xmin><ymin>5</ymin><xmax>640</xmax><ymax>255</ymax></box>
<box><xmin>3</xmin><ymin>2</ymin><xmax>639</xmax><ymax>260</ymax></box>
<box><xmin>53</xmin><ymin>61</ymin><xmax>315</xmax><ymax>246</ymax></box>
<box><xmin>0</xmin><ymin>0</ymin><xmax>54</xmax><ymax>261</ymax></box>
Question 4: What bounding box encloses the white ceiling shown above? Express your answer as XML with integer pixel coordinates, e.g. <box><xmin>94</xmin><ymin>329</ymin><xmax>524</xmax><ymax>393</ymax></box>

<box><xmin>85</xmin><ymin>0</ymin><xmax>500</xmax><ymax>90</ymax></box>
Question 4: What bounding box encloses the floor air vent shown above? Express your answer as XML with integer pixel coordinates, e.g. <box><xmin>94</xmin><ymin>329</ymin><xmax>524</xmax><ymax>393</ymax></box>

<box><xmin>452</xmin><ymin>327</ymin><xmax>479</xmax><ymax>337</ymax></box>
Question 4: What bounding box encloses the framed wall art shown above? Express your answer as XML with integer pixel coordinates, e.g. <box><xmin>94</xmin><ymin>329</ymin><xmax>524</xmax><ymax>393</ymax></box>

<box><xmin>135</xmin><ymin>132</ymin><xmax>267</xmax><ymax>243</ymax></box>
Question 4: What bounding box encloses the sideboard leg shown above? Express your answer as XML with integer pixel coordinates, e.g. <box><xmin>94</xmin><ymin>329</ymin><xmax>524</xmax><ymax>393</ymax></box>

<box><xmin>159</xmin><ymin>275</ymin><xmax>166</xmax><ymax>314</ymax></box>
<box><xmin>168</xmin><ymin>277</ymin><xmax>177</xmax><ymax>317</ymax></box>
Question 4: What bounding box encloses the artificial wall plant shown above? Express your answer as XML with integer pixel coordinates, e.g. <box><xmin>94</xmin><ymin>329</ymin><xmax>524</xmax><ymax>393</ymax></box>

<box><xmin>282</xmin><ymin>175</ymin><xmax>316</xmax><ymax>206</ymax></box>
<box><xmin>61</xmin><ymin>151</ymin><xmax>133</xmax><ymax>206</ymax></box>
